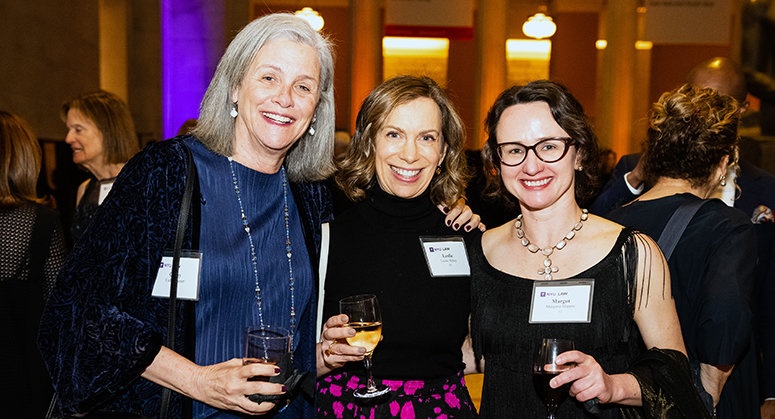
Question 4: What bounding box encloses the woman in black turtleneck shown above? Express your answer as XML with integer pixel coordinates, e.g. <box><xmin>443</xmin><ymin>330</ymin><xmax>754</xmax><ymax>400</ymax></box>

<box><xmin>316</xmin><ymin>76</ymin><xmax>481</xmax><ymax>418</ymax></box>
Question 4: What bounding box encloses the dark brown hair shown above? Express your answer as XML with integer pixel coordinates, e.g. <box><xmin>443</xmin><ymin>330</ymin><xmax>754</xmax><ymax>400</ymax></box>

<box><xmin>482</xmin><ymin>80</ymin><xmax>600</xmax><ymax>209</ymax></box>
<box><xmin>0</xmin><ymin>111</ymin><xmax>44</xmax><ymax>206</ymax></box>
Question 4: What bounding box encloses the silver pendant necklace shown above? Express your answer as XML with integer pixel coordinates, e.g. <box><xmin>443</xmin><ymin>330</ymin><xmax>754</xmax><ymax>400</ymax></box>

<box><xmin>228</xmin><ymin>157</ymin><xmax>296</xmax><ymax>344</ymax></box>
<box><xmin>515</xmin><ymin>209</ymin><xmax>588</xmax><ymax>280</ymax></box>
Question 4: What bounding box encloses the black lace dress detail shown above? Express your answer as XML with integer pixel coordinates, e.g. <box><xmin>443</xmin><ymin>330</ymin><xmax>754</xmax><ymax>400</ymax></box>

<box><xmin>1</xmin><ymin>201</ymin><xmax>66</xmax><ymax>417</ymax></box>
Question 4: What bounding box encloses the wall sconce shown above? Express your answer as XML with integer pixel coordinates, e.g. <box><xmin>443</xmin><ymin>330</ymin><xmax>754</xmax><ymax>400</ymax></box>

<box><xmin>295</xmin><ymin>7</ymin><xmax>324</xmax><ymax>31</ymax></box>
<box><xmin>522</xmin><ymin>13</ymin><xmax>557</xmax><ymax>39</ymax></box>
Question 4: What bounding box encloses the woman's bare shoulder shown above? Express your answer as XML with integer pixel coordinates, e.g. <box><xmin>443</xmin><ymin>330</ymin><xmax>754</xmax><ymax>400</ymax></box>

<box><xmin>481</xmin><ymin>218</ymin><xmax>517</xmax><ymax>250</ymax></box>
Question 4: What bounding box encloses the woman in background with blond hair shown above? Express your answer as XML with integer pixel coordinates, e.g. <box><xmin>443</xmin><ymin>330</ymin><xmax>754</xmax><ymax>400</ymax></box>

<box><xmin>0</xmin><ymin>110</ymin><xmax>67</xmax><ymax>418</ymax></box>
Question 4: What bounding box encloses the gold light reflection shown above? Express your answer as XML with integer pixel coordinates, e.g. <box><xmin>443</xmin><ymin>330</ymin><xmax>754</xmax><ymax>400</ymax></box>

<box><xmin>383</xmin><ymin>37</ymin><xmax>449</xmax><ymax>86</ymax></box>
<box><xmin>595</xmin><ymin>40</ymin><xmax>652</xmax><ymax>50</ymax></box>
<box><xmin>382</xmin><ymin>37</ymin><xmax>449</xmax><ymax>57</ymax></box>
<box><xmin>635</xmin><ymin>41</ymin><xmax>653</xmax><ymax>50</ymax></box>
<box><xmin>505</xmin><ymin>39</ymin><xmax>551</xmax><ymax>85</ymax></box>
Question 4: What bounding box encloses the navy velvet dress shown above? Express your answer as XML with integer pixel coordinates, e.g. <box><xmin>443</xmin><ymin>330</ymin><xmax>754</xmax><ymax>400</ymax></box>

<box><xmin>39</xmin><ymin>136</ymin><xmax>332</xmax><ymax>419</ymax></box>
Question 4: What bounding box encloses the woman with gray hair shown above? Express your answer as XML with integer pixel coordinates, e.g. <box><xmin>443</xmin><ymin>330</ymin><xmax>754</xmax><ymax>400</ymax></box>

<box><xmin>40</xmin><ymin>13</ymin><xmax>335</xmax><ymax>418</ymax></box>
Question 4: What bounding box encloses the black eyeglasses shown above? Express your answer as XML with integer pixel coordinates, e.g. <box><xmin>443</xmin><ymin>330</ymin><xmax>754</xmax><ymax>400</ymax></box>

<box><xmin>496</xmin><ymin>137</ymin><xmax>575</xmax><ymax>166</ymax></box>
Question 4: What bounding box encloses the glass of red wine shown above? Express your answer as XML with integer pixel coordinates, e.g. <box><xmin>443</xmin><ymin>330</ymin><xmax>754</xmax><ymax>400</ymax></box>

<box><xmin>533</xmin><ymin>338</ymin><xmax>576</xmax><ymax>419</ymax></box>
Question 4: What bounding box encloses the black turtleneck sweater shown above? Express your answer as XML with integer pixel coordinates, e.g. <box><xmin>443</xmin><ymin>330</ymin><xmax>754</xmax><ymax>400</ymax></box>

<box><xmin>322</xmin><ymin>185</ymin><xmax>480</xmax><ymax>380</ymax></box>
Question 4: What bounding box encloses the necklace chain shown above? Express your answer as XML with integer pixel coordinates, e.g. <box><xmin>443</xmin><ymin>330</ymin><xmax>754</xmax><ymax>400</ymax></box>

<box><xmin>228</xmin><ymin>157</ymin><xmax>296</xmax><ymax>345</ymax></box>
<box><xmin>515</xmin><ymin>209</ymin><xmax>588</xmax><ymax>280</ymax></box>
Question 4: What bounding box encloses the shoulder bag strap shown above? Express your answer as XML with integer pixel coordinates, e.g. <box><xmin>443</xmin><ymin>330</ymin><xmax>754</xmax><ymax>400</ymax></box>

<box><xmin>657</xmin><ymin>198</ymin><xmax>709</xmax><ymax>261</ymax></box>
<box><xmin>316</xmin><ymin>222</ymin><xmax>330</xmax><ymax>341</ymax></box>
<box><xmin>159</xmin><ymin>142</ymin><xmax>198</xmax><ymax>419</ymax></box>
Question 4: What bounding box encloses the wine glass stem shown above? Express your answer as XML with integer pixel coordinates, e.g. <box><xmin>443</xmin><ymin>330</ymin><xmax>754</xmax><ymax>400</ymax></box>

<box><xmin>362</xmin><ymin>353</ymin><xmax>377</xmax><ymax>391</ymax></box>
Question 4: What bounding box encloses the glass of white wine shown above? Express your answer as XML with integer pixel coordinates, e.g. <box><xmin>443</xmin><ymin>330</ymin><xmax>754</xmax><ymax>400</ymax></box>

<box><xmin>339</xmin><ymin>294</ymin><xmax>389</xmax><ymax>398</ymax></box>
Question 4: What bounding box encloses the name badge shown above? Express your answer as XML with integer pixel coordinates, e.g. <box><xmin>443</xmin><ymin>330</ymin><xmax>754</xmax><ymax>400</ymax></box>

<box><xmin>529</xmin><ymin>279</ymin><xmax>594</xmax><ymax>323</ymax></box>
<box><xmin>98</xmin><ymin>181</ymin><xmax>114</xmax><ymax>205</ymax></box>
<box><xmin>419</xmin><ymin>236</ymin><xmax>471</xmax><ymax>277</ymax></box>
<box><xmin>152</xmin><ymin>251</ymin><xmax>202</xmax><ymax>301</ymax></box>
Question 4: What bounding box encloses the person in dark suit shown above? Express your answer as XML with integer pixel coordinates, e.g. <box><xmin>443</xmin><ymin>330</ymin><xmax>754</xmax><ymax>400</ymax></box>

<box><xmin>593</xmin><ymin>57</ymin><xmax>775</xmax><ymax>418</ymax></box>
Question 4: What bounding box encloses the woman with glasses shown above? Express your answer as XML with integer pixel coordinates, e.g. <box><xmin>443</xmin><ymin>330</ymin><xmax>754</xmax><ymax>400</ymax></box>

<box><xmin>607</xmin><ymin>84</ymin><xmax>758</xmax><ymax>419</ymax></box>
<box><xmin>467</xmin><ymin>80</ymin><xmax>708</xmax><ymax>418</ymax></box>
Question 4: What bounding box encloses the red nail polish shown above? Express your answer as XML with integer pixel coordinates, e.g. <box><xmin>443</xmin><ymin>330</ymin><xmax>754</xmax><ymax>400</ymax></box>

<box><xmin>446</xmin><ymin>220</ymin><xmax>451</xmax><ymax>226</ymax></box>
<box><xmin>281</xmin><ymin>385</ymin><xmax>288</xmax><ymax>392</ymax></box>
<box><xmin>465</xmin><ymin>225</ymin><xmax>472</xmax><ymax>232</ymax></box>
<box><xmin>454</xmin><ymin>223</ymin><xmax>459</xmax><ymax>229</ymax></box>
<box><xmin>275</xmin><ymin>367</ymin><xmax>281</xmax><ymax>374</ymax></box>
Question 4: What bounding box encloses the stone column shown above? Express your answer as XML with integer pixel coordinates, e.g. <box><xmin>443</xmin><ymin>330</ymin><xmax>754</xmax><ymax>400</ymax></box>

<box><xmin>349</xmin><ymin>0</ymin><xmax>382</xmax><ymax>133</ymax></box>
<box><xmin>596</xmin><ymin>0</ymin><xmax>638</xmax><ymax>155</ymax></box>
<box><xmin>474</xmin><ymin>0</ymin><xmax>507</xmax><ymax>148</ymax></box>
<box><xmin>99</xmin><ymin>0</ymin><xmax>128</xmax><ymax>101</ymax></box>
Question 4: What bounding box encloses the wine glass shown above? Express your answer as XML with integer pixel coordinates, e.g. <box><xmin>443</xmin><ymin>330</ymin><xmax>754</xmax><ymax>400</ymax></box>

<box><xmin>533</xmin><ymin>338</ymin><xmax>576</xmax><ymax>418</ymax></box>
<box><xmin>243</xmin><ymin>325</ymin><xmax>291</xmax><ymax>366</ymax></box>
<box><xmin>339</xmin><ymin>294</ymin><xmax>389</xmax><ymax>398</ymax></box>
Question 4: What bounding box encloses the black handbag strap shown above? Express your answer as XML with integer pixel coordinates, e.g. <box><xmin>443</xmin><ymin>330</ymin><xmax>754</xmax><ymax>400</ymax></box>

<box><xmin>159</xmin><ymin>142</ymin><xmax>197</xmax><ymax>419</ymax></box>
<box><xmin>657</xmin><ymin>198</ymin><xmax>709</xmax><ymax>261</ymax></box>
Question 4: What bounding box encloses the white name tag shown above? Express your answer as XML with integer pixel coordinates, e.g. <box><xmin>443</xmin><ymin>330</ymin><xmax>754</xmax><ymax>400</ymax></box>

<box><xmin>529</xmin><ymin>279</ymin><xmax>594</xmax><ymax>323</ymax></box>
<box><xmin>98</xmin><ymin>181</ymin><xmax>114</xmax><ymax>205</ymax></box>
<box><xmin>419</xmin><ymin>236</ymin><xmax>471</xmax><ymax>277</ymax></box>
<box><xmin>152</xmin><ymin>251</ymin><xmax>202</xmax><ymax>301</ymax></box>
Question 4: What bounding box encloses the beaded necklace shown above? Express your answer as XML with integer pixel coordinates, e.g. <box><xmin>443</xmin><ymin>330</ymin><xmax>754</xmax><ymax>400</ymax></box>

<box><xmin>515</xmin><ymin>209</ymin><xmax>588</xmax><ymax>280</ymax></box>
<box><xmin>228</xmin><ymin>157</ymin><xmax>296</xmax><ymax>345</ymax></box>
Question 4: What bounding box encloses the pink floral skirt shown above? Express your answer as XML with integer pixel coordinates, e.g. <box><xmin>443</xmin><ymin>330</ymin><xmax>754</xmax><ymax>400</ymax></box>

<box><xmin>317</xmin><ymin>371</ymin><xmax>477</xmax><ymax>419</ymax></box>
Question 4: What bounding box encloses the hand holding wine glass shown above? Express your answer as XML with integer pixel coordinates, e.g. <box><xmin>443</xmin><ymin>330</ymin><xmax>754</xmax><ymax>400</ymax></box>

<box><xmin>534</xmin><ymin>338</ymin><xmax>576</xmax><ymax>419</ymax></box>
<box><xmin>339</xmin><ymin>294</ymin><xmax>390</xmax><ymax>398</ymax></box>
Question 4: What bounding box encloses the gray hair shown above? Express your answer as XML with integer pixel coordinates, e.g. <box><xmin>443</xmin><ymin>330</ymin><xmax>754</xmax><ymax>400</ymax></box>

<box><xmin>191</xmin><ymin>13</ymin><xmax>336</xmax><ymax>182</ymax></box>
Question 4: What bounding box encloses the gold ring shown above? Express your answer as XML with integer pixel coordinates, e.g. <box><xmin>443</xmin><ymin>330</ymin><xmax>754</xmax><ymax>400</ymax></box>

<box><xmin>324</xmin><ymin>341</ymin><xmax>335</xmax><ymax>357</ymax></box>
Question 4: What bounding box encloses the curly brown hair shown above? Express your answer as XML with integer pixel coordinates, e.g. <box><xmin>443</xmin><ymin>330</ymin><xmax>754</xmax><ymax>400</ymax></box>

<box><xmin>335</xmin><ymin>75</ymin><xmax>469</xmax><ymax>207</ymax></box>
<box><xmin>643</xmin><ymin>84</ymin><xmax>739</xmax><ymax>188</ymax></box>
<box><xmin>481</xmin><ymin>80</ymin><xmax>600</xmax><ymax>209</ymax></box>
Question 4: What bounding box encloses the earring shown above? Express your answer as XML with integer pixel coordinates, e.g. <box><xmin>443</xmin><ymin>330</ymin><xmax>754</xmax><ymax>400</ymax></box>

<box><xmin>230</xmin><ymin>102</ymin><xmax>238</xmax><ymax>118</ymax></box>
<box><xmin>576</xmin><ymin>166</ymin><xmax>583</xmax><ymax>171</ymax></box>
<box><xmin>308</xmin><ymin>115</ymin><xmax>317</xmax><ymax>136</ymax></box>
<box><xmin>720</xmin><ymin>174</ymin><xmax>726</xmax><ymax>187</ymax></box>
<box><xmin>436</xmin><ymin>166</ymin><xmax>441</xmax><ymax>175</ymax></box>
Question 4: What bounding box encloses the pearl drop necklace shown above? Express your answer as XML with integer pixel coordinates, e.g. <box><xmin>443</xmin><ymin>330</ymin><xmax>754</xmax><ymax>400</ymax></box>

<box><xmin>515</xmin><ymin>209</ymin><xmax>588</xmax><ymax>280</ymax></box>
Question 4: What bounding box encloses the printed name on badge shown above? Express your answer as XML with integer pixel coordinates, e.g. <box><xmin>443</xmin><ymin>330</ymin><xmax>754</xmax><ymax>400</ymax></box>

<box><xmin>419</xmin><ymin>236</ymin><xmax>471</xmax><ymax>277</ymax></box>
<box><xmin>152</xmin><ymin>251</ymin><xmax>202</xmax><ymax>301</ymax></box>
<box><xmin>529</xmin><ymin>279</ymin><xmax>594</xmax><ymax>323</ymax></box>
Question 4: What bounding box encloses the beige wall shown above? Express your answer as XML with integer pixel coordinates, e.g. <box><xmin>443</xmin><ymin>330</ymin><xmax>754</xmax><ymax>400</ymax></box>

<box><xmin>0</xmin><ymin>1</ymin><xmax>100</xmax><ymax>140</ymax></box>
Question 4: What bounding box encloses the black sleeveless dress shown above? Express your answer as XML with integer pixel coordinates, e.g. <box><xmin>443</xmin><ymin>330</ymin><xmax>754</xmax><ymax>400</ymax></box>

<box><xmin>471</xmin><ymin>228</ymin><xmax>644</xmax><ymax>418</ymax></box>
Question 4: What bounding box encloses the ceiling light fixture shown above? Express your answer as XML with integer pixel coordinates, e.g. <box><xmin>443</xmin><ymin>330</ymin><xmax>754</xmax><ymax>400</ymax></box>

<box><xmin>295</xmin><ymin>7</ymin><xmax>324</xmax><ymax>31</ymax></box>
<box><xmin>522</xmin><ymin>13</ymin><xmax>557</xmax><ymax>39</ymax></box>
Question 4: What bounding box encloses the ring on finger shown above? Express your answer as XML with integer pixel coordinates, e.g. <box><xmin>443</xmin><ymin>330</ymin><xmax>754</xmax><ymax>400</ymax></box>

<box><xmin>324</xmin><ymin>341</ymin><xmax>335</xmax><ymax>357</ymax></box>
